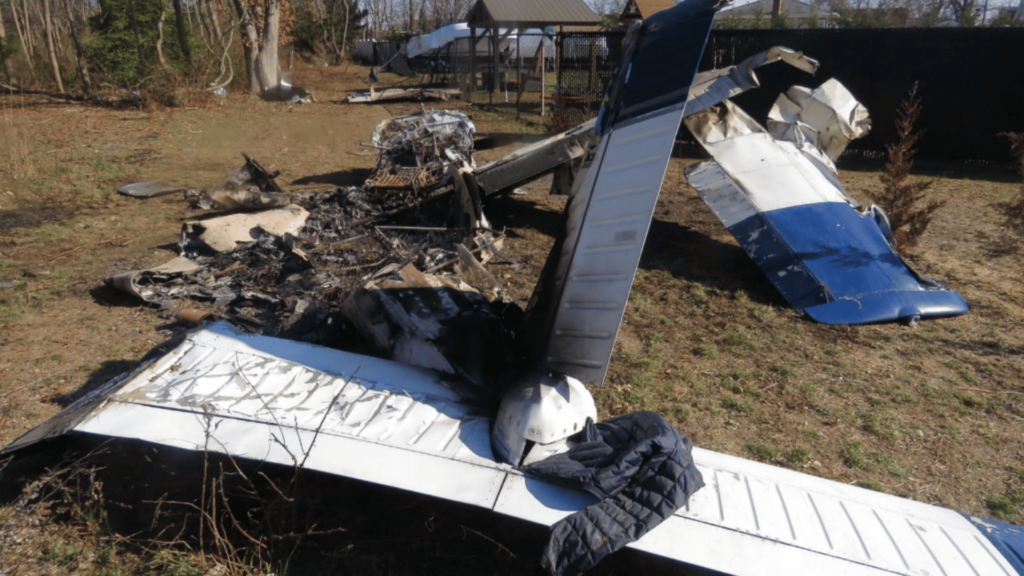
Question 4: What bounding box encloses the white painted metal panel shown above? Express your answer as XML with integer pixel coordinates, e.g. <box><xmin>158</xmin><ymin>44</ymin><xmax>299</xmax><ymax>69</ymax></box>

<box><xmin>540</xmin><ymin>107</ymin><xmax>685</xmax><ymax>384</ymax></box>
<box><xmin>678</xmin><ymin>448</ymin><xmax>1017</xmax><ymax>576</ymax></box>
<box><xmin>494</xmin><ymin>473</ymin><xmax>895</xmax><ymax>576</ymax></box>
<box><xmin>76</xmin><ymin>403</ymin><xmax>507</xmax><ymax>509</ymax></box>
<box><xmin>39</xmin><ymin>325</ymin><xmax>1016</xmax><ymax>576</ymax></box>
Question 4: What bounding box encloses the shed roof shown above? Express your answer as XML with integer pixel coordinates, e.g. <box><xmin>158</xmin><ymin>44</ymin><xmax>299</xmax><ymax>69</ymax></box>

<box><xmin>466</xmin><ymin>0</ymin><xmax>599</xmax><ymax>27</ymax></box>
<box><xmin>621</xmin><ymin>0</ymin><xmax>677</xmax><ymax>20</ymax></box>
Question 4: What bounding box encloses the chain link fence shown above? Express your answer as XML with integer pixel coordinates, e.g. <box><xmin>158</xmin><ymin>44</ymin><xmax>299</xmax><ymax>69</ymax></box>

<box><xmin>550</xmin><ymin>31</ymin><xmax>627</xmax><ymax>132</ymax></box>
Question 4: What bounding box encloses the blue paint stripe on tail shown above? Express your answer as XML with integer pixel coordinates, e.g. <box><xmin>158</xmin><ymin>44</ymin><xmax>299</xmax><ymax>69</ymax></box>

<box><xmin>963</xmin><ymin>514</ymin><xmax>1024</xmax><ymax>576</ymax></box>
<box><xmin>727</xmin><ymin>201</ymin><xmax>969</xmax><ymax>325</ymax></box>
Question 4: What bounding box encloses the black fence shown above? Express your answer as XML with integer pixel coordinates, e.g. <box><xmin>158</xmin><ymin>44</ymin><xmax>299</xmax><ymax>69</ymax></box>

<box><xmin>546</xmin><ymin>27</ymin><xmax>1023</xmax><ymax>161</ymax></box>
<box><xmin>703</xmin><ymin>28</ymin><xmax>1024</xmax><ymax>162</ymax></box>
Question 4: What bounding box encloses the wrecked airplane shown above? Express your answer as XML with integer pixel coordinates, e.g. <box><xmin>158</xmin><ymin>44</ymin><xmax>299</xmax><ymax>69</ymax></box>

<box><xmin>683</xmin><ymin>76</ymin><xmax>968</xmax><ymax>325</ymax></box>
<box><xmin>1</xmin><ymin>2</ymin><xmax>1000</xmax><ymax>576</ymax></box>
<box><xmin>472</xmin><ymin>43</ymin><xmax>967</xmax><ymax>326</ymax></box>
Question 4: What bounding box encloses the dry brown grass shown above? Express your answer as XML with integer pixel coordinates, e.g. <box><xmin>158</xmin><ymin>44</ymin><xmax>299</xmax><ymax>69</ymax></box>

<box><xmin>0</xmin><ymin>95</ymin><xmax>35</xmax><ymax>181</ymax></box>
<box><xmin>993</xmin><ymin>132</ymin><xmax>1024</xmax><ymax>255</ymax></box>
<box><xmin>868</xmin><ymin>82</ymin><xmax>946</xmax><ymax>249</ymax></box>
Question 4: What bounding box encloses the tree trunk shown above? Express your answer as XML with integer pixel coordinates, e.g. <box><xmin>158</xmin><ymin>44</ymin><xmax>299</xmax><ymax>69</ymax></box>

<box><xmin>0</xmin><ymin>1</ymin><xmax>13</xmax><ymax>80</ymax></box>
<box><xmin>155</xmin><ymin>4</ymin><xmax>167</xmax><ymax>68</ymax></box>
<box><xmin>60</xmin><ymin>0</ymin><xmax>90</xmax><ymax>94</ymax></box>
<box><xmin>256</xmin><ymin>0</ymin><xmax>280</xmax><ymax>91</ymax></box>
<box><xmin>127</xmin><ymin>0</ymin><xmax>143</xmax><ymax>78</ymax></box>
<box><xmin>55</xmin><ymin>13</ymin><xmax>70</xmax><ymax>61</ymax></box>
<box><xmin>20</xmin><ymin>0</ymin><xmax>33</xmax><ymax>57</ymax></box>
<box><xmin>341</xmin><ymin>0</ymin><xmax>349</xmax><ymax>59</ymax></box>
<box><xmin>232</xmin><ymin>0</ymin><xmax>260</xmax><ymax>93</ymax></box>
<box><xmin>207</xmin><ymin>0</ymin><xmax>224</xmax><ymax>43</ymax></box>
<box><xmin>9</xmin><ymin>0</ymin><xmax>23</xmax><ymax>52</ymax></box>
<box><xmin>9</xmin><ymin>0</ymin><xmax>34</xmax><ymax>79</ymax></box>
<box><xmin>42</xmin><ymin>0</ymin><xmax>63</xmax><ymax>92</ymax></box>
<box><xmin>171</xmin><ymin>0</ymin><xmax>192</xmax><ymax>64</ymax></box>
<box><xmin>327</xmin><ymin>0</ymin><xmax>342</xmax><ymax>62</ymax></box>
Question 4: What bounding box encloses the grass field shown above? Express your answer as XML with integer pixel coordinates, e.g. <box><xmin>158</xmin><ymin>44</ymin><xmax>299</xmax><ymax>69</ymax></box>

<box><xmin>1</xmin><ymin>62</ymin><xmax>1022</xmax><ymax>574</ymax></box>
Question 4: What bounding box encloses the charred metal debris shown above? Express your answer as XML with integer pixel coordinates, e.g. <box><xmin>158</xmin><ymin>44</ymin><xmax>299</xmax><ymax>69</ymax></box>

<box><xmin>108</xmin><ymin>109</ymin><xmax>516</xmax><ymax>363</ymax></box>
<box><xmin>365</xmin><ymin>109</ymin><xmax>477</xmax><ymax>191</ymax></box>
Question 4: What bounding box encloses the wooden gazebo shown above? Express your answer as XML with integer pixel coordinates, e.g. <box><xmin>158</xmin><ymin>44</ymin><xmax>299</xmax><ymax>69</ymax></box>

<box><xmin>465</xmin><ymin>0</ymin><xmax>599</xmax><ymax>95</ymax></box>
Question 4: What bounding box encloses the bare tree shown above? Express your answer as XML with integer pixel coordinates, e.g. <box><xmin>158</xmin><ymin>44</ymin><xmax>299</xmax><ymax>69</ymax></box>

<box><xmin>60</xmin><ymin>0</ymin><xmax>91</xmax><ymax>93</ymax></box>
<box><xmin>233</xmin><ymin>0</ymin><xmax>281</xmax><ymax>93</ymax></box>
<box><xmin>8</xmin><ymin>0</ymin><xmax>35</xmax><ymax>80</ymax></box>
<box><xmin>207</xmin><ymin>0</ymin><xmax>226</xmax><ymax>47</ymax></box>
<box><xmin>19</xmin><ymin>0</ymin><xmax>34</xmax><ymax>59</ymax></box>
<box><xmin>156</xmin><ymin>2</ymin><xmax>168</xmax><ymax>67</ymax></box>
<box><xmin>341</xmin><ymin>0</ymin><xmax>350</xmax><ymax>54</ymax></box>
<box><xmin>586</xmin><ymin>0</ymin><xmax>627</xmax><ymax>19</ymax></box>
<box><xmin>0</xmin><ymin>0</ymin><xmax>13</xmax><ymax>80</ymax></box>
<box><xmin>171</xmin><ymin>0</ymin><xmax>193</xmax><ymax>64</ymax></box>
<box><xmin>426</xmin><ymin>0</ymin><xmax>471</xmax><ymax>28</ymax></box>
<box><xmin>946</xmin><ymin>0</ymin><xmax>979</xmax><ymax>24</ymax></box>
<box><xmin>42</xmin><ymin>0</ymin><xmax>64</xmax><ymax>92</ymax></box>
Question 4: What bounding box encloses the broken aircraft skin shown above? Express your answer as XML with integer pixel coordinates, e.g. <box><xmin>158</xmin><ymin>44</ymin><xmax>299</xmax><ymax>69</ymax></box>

<box><xmin>345</xmin><ymin>87</ymin><xmax>463</xmax><ymax>104</ymax></box>
<box><xmin>1</xmin><ymin>2</ymin><xmax>1004</xmax><ymax>576</ymax></box>
<box><xmin>476</xmin><ymin>41</ymin><xmax>966</xmax><ymax>326</ymax></box>
<box><xmin>475</xmin><ymin>118</ymin><xmax>594</xmax><ymax>197</ymax></box>
<box><xmin>684</xmin><ymin>83</ymin><xmax>969</xmax><ymax>325</ymax></box>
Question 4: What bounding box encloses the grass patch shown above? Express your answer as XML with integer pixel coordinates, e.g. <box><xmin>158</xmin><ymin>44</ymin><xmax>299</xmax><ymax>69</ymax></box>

<box><xmin>687</xmin><ymin>285</ymin><xmax>709</xmax><ymax>305</ymax></box>
<box><xmin>693</xmin><ymin>345</ymin><xmax>719</xmax><ymax>359</ymax></box>
<box><xmin>859</xmin><ymin>410</ymin><xmax>899</xmax><ymax>439</ymax></box>
<box><xmin>145</xmin><ymin>549</ymin><xmax>205</xmax><ymax>576</ymax></box>
<box><xmin>42</xmin><ymin>542</ymin><xmax>85</xmax><ymax>567</ymax></box>
<box><xmin>784</xmin><ymin>447</ymin><xmax>814</xmax><ymax>466</ymax></box>
<box><xmin>721</xmin><ymin>396</ymin><xmax>757</xmax><ymax>415</ymax></box>
<box><xmin>771</xmin><ymin>364</ymin><xmax>796</xmax><ymax>377</ymax></box>
<box><xmin>858</xmin><ymin>480</ymin><xmax>887</xmax><ymax>493</ymax></box>
<box><xmin>842</xmin><ymin>441</ymin><xmax>909</xmax><ymax>477</ymax></box>
<box><xmin>801</xmin><ymin>429</ymin><xmax>822</xmax><ymax>442</ymax></box>
<box><xmin>986</xmin><ymin>490</ymin><xmax>1024</xmax><ymax>521</ymax></box>
<box><xmin>720</xmin><ymin>325</ymin><xmax>759</xmax><ymax>352</ymax></box>
<box><xmin>843</xmin><ymin>441</ymin><xmax>874</xmax><ymax>471</ymax></box>
<box><xmin>746</xmin><ymin>443</ymin><xmax>780</xmax><ymax>462</ymax></box>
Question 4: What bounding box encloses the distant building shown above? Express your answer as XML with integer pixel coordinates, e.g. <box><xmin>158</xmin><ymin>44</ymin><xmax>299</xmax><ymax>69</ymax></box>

<box><xmin>620</xmin><ymin>0</ymin><xmax>677</xmax><ymax>23</ymax></box>
<box><xmin>714</xmin><ymin>0</ymin><xmax>835</xmax><ymax>27</ymax></box>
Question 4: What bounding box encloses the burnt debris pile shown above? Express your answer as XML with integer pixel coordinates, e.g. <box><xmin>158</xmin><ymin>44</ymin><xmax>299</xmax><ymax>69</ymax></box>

<box><xmin>108</xmin><ymin>109</ymin><xmax>516</xmax><ymax>379</ymax></box>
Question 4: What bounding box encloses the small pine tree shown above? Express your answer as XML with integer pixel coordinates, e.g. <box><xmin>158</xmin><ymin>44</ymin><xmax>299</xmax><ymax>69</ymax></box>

<box><xmin>993</xmin><ymin>133</ymin><xmax>1024</xmax><ymax>255</ymax></box>
<box><xmin>750</xmin><ymin>7</ymin><xmax>768</xmax><ymax>29</ymax></box>
<box><xmin>771</xmin><ymin>10</ymin><xmax>791</xmax><ymax>28</ymax></box>
<box><xmin>918</xmin><ymin>7</ymin><xmax>943</xmax><ymax>27</ymax></box>
<box><xmin>834</xmin><ymin>6</ymin><xmax>858</xmax><ymax>27</ymax></box>
<box><xmin>804</xmin><ymin>7</ymin><xmax>821</xmax><ymax>28</ymax></box>
<box><xmin>868</xmin><ymin>82</ymin><xmax>947</xmax><ymax>249</ymax></box>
